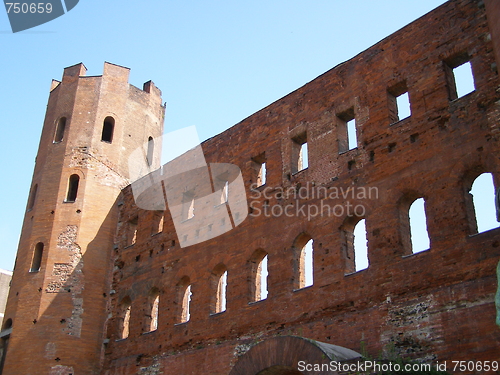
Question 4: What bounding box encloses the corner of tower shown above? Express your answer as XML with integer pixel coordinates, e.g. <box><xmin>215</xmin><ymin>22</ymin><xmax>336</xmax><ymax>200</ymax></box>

<box><xmin>61</xmin><ymin>62</ymin><xmax>87</xmax><ymax>83</ymax></box>
<box><xmin>143</xmin><ymin>80</ymin><xmax>162</xmax><ymax>98</ymax></box>
<box><xmin>103</xmin><ymin>61</ymin><xmax>131</xmax><ymax>83</ymax></box>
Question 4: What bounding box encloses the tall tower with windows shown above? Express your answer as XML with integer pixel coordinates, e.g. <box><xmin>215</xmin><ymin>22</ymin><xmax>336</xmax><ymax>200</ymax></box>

<box><xmin>1</xmin><ymin>62</ymin><xmax>164</xmax><ymax>374</ymax></box>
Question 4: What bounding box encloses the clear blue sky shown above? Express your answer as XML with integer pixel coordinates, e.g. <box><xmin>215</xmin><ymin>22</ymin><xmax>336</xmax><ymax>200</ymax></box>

<box><xmin>0</xmin><ymin>0</ymin><xmax>456</xmax><ymax>271</ymax></box>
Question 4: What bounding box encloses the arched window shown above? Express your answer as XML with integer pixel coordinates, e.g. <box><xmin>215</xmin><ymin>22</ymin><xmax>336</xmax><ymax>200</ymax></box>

<box><xmin>353</xmin><ymin>219</ymin><xmax>369</xmax><ymax>271</ymax></box>
<box><xmin>145</xmin><ymin>289</ymin><xmax>159</xmax><ymax>332</ymax></box>
<box><xmin>292</xmin><ymin>234</ymin><xmax>313</xmax><ymax>290</ymax></box>
<box><xmin>211</xmin><ymin>264</ymin><xmax>227</xmax><ymax>314</ymax></box>
<box><xmin>409</xmin><ymin>198</ymin><xmax>430</xmax><ymax>253</ymax></box>
<box><xmin>101</xmin><ymin>117</ymin><xmax>115</xmax><ymax>143</ymax></box>
<box><xmin>30</xmin><ymin>242</ymin><xmax>43</xmax><ymax>272</ymax></box>
<box><xmin>249</xmin><ymin>250</ymin><xmax>268</xmax><ymax>302</ymax></box>
<box><xmin>53</xmin><ymin>117</ymin><xmax>66</xmax><ymax>143</ymax></box>
<box><xmin>470</xmin><ymin>173</ymin><xmax>498</xmax><ymax>233</ymax></box>
<box><xmin>177</xmin><ymin>277</ymin><xmax>191</xmax><ymax>323</ymax></box>
<box><xmin>146</xmin><ymin>136</ymin><xmax>154</xmax><ymax>166</ymax></box>
<box><xmin>118</xmin><ymin>298</ymin><xmax>131</xmax><ymax>339</ymax></box>
<box><xmin>27</xmin><ymin>183</ymin><xmax>38</xmax><ymax>211</ymax></box>
<box><xmin>65</xmin><ymin>174</ymin><xmax>80</xmax><ymax>202</ymax></box>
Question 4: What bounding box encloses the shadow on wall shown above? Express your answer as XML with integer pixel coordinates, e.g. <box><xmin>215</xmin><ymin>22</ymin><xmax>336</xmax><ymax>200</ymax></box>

<box><xmin>2</xmin><ymin>199</ymin><xmax>119</xmax><ymax>374</ymax></box>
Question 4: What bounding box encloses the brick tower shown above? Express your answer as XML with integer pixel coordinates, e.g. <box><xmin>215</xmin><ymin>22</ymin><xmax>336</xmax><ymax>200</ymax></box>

<box><xmin>0</xmin><ymin>62</ymin><xmax>164</xmax><ymax>374</ymax></box>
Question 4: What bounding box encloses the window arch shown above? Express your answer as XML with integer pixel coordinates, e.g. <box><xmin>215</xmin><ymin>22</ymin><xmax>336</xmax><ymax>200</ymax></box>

<box><xmin>65</xmin><ymin>174</ymin><xmax>80</xmax><ymax>202</ymax></box>
<box><xmin>341</xmin><ymin>217</ymin><xmax>368</xmax><ymax>274</ymax></box>
<box><xmin>118</xmin><ymin>297</ymin><xmax>131</xmax><ymax>339</ymax></box>
<box><xmin>408</xmin><ymin>198</ymin><xmax>430</xmax><ymax>253</ymax></box>
<box><xmin>292</xmin><ymin>234</ymin><xmax>313</xmax><ymax>290</ymax></box>
<box><xmin>144</xmin><ymin>288</ymin><xmax>159</xmax><ymax>332</ymax></box>
<box><xmin>177</xmin><ymin>277</ymin><xmax>191</xmax><ymax>323</ymax></box>
<box><xmin>353</xmin><ymin>219</ymin><xmax>369</xmax><ymax>271</ymax></box>
<box><xmin>27</xmin><ymin>183</ymin><xmax>38</xmax><ymax>211</ymax></box>
<box><xmin>101</xmin><ymin>117</ymin><xmax>115</xmax><ymax>143</ymax></box>
<box><xmin>249</xmin><ymin>249</ymin><xmax>268</xmax><ymax>302</ymax></box>
<box><xmin>146</xmin><ymin>136</ymin><xmax>154</xmax><ymax>166</ymax></box>
<box><xmin>210</xmin><ymin>264</ymin><xmax>227</xmax><ymax>314</ymax></box>
<box><xmin>53</xmin><ymin>117</ymin><xmax>67</xmax><ymax>143</ymax></box>
<box><xmin>30</xmin><ymin>242</ymin><xmax>44</xmax><ymax>272</ymax></box>
<box><xmin>469</xmin><ymin>172</ymin><xmax>498</xmax><ymax>233</ymax></box>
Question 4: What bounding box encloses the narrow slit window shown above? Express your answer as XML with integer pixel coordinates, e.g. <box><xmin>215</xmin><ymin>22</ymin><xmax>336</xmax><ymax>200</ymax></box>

<box><xmin>353</xmin><ymin>219</ymin><xmax>369</xmax><ymax>271</ymax></box>
<box><xmin>182</xmin><ymin>193</ymin><xmax>195</xmax><ymax>221</ymax></box>
<box><xmin>127</xmin><ymin>217</ymin><xmax>138</xmax><ymax>246</ymax></box>
<box><xmin>302</xmin><ymin>239</ymin><xmax>313</xmax><ymax>288</ymax></box>
<box><xmin>101</xmin><ymin>117</ymin><xmax>115</xmax><ymax>143</ymax></box>
<box><xmin>119</xmin><ymin>299</ymin><xmax>131</xmax><ymax>339</ymax></box>
<box><xmin>252</xmin><ymin>153</ymin><xmax>267</xmax><ymax>187</ymax></box>
<box><xmin>252</xmin><ymin>252</ymin><xmax>268</xmax><ymax>302</ymax></box>
<box><xmin>338</xmin><ymin>108</ymin><xmax>356</xmax><ymax>153</ymax></box>
<box><xmin>146</xmin><ymin>136</ymin><xmax>154</xmax><ymax>166</ymax></box>
<box><xmin>211</xmin><ymin>265</ymin><xmax>228</xmax><ymax>314</ymax></box>
<box><xmin>347</xmin><ymin>119</ymin><xmax>357</xmax><ymax>150</ymax></box>
<box><xmin>217</xmin><ymin>271</ymin><xmax>227</xmax><ymax>313</ymax></box>
<box><xmin>27</xmin><ymin>184</ymin><xmax>38</xmax><ymax>211</ymax></box>
<box><xmin>146</xmin><ymin>291</ymin><xmax>159</xmax><ymax>332</ymax></box>
<box><xmin>181</xmin><ymin>285</ymin><xmax>192</xmax><ymax>323</ymax></box>
<box><xmin>30</xmin><ymin>242</ymin><xmax>44</xmax><ymax>272</ymax></box>
<box><xmin>258</xmin><ymin>255</ymin><xmax>268</xmax><ymax>300</ymax></box>
<box><xmin>65</xmin><ymin>174</ymin><xmax>80</xmax><ymax>202</ymax></box>
<box><xmin>295</xmin><ymin>235</ymin><xmax>314</xmax><ymax>289</ymax></box>
<box><xmin>291</xmin><ymin>134</ymin><xmax>308</xmax><ymax>174</ymax></box>
<box><xmin>409</xmin><ymin>198</ymin><xmax>430</xmax><ymax>253</ymax></box>
<box><xmin>470</xmin><ymin>173</ymin><xmax>498</xmax><ymax>233</ymax></box>
<box><xmin>53</xmin><ymin>117</ymin><xmax>66</xmax><ymax>143</ymax></box>
<box><xmin>220</xmin><ymin>181</ymin><xmax>229</xmax><ymax>204</ymax></box>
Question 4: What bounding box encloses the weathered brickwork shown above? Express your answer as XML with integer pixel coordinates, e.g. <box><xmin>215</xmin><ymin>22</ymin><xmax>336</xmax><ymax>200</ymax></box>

<box><xmin>2</xmin><ymin>0</ymin><xmax>500</xmax><ymax>374</ymax></box>
<box><xmin>102</xmin><ymin>0</ymin><xmax>500</xmax><ymax>374</ymax></box>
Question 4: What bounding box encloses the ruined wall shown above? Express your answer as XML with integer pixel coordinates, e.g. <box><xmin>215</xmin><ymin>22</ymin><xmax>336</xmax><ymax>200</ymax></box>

<box><xmin>2</xmin><ymin>63</ymin><xmax>164</xmax><ymax>374</ymax></box>
<box><xmin>101</xmin><ymin>1</ymin><xmax>500</xmax><ymax>374</ymax></box>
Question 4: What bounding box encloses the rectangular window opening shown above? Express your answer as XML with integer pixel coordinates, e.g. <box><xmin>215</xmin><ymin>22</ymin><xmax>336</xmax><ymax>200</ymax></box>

<box><xmin>291</xmin><ymin>134</ymin><xmax>308</xmax><ymax>174</ymax></box>
<box><xmin>338</xmin><ymin>108</ymin><xmax>356</xmax><ymax>153</ymax></box>
<box><xmin>445</xmin><ymin>54</ymin><xmax>475</xmax><ymax>100</ymax></box>
<box><xmin>252</xmin><ymin>153</ymin><xmax>267</xmax><ymax>187</ymax></box>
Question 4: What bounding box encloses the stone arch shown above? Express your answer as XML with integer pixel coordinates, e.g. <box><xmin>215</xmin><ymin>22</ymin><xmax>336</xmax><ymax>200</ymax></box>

<box><xmin>229</xmin><ymin>336</ymin><xmax>361</xmax><ymax>375</ymax></box>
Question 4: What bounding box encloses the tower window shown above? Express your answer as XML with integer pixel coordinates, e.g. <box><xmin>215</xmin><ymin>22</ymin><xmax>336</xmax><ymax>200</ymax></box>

<box><xmin>249</xmin><ymin>250</ymin><xmax>268</xmax><ymax>302</ymax></box>
<box><xmin>65</xmin><ymin>174</ymin><xmax>80</xmax><ymax>203</ymax></box>
<box><xmin>27</xmin><ymin>184</ymin><xmax>38</xmax><ymax>211</ymax></box>
<box><xmin>182</xmin><ymin>191</ymin><xmax>195</xmax><ymax>221</ymax></box>
<box><xmin>53</xmin><ymin>117</ymin><xmax>66</xmax><ymax>143</ymax></box>
<box><xmin>30</xmin><ymin>242</ymin><xmax>44</xmax><ymax>272</ymax></box>
<box><xmin>146</xmin><ymin>136</ymin><xmax>154</xmax><ymax>166</ymax></box>
<box><xmin>145</xmin><ymin>289</ymin><xmax>159</xmax><ymax>332</ymax></box>
<box><xmin>101</xmin><ymin>117</ymin><xmax>115</xmax><ymax>143</ymax></box>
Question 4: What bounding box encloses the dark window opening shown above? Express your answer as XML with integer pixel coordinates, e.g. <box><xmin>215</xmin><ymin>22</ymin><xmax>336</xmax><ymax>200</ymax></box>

<box><xmin>65</xmin><ymin>174</ymin><xmax>80</xmax><ymax>202</ymax></box>
<box><xmin>27</xmin><ymin>184</ymin><xmax>38</xmax><ymax>211</ymax></box>
<box><xmin>101</xmin><ymin>117</ymin><xmax>115</xmax><ymax>143</ymax></box>
<box><xmin>53</xmin><ymin>117</ymin><xmax>66</xmax><ymax>143</ymax></box>
<box><xmin>147</xmin><ymin>136</ymin><xmax>154</xmax><ymax>166</ymax></box>
<box><xmin>30</xmin><ymin>242</ymin><xmax>44</xmax><ymax>272</ymax></box>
